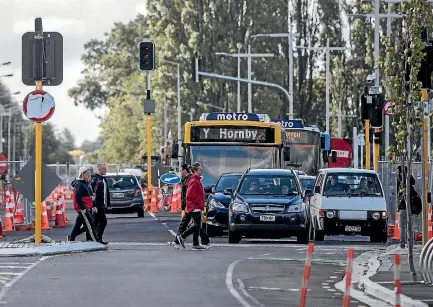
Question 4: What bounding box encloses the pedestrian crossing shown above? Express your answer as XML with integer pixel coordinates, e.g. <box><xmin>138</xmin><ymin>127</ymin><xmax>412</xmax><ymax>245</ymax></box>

<box><xmin>0</xmin><ymin>259</ymin><xmax>43</xmax><ymax>285</ymax></box>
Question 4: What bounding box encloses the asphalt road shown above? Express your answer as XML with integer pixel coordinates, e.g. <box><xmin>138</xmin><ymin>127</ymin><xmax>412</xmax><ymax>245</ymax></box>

<box><xmin>0</xmin><ymin>202</ymin><xmax>395</xmax><ymax>306</ymax></box>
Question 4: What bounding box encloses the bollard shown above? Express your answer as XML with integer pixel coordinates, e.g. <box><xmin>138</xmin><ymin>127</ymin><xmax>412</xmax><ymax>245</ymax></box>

<box><xmin>419</xmin><ymin>236</ymin><xmax>433</xmax><ymax>284</ymax></box>
<box><xmin>343</xmin><ymin>248</ymin><xmax>354</xmax><ymax>307</ymax></box>
<box><xmin>299</xmin><ymin>242</ymin><xmax>314</xmax><ymax>307</ymax></box>
<box><xmin>394</xmin><ymin>254</ymin><xmax>401</xmax><ymax>307</ymax></box>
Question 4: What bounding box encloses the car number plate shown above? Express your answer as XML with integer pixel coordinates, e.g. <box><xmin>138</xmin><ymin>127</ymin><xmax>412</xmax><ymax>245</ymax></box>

<box><xmin>260</xmin><ymin>215</ymin><xmax>275</xmax><ymax>222</ymax></box>
<box><xmin>345</xmin><ymin>225</ymin><xmax>361</xmax><ymax>232</ymax></box>
<box><xmin>112</xmin><ymin>193</ymin><xmax>124</xmax><ymax>198</ymax></box>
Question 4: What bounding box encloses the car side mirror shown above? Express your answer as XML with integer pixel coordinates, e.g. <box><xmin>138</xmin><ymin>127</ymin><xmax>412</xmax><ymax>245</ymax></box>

<box><xmin>211</xmin><ymin>186</ymin><xmax>216</xmax><ymax>193</ymax></box>
<box><xmin>283</xmin><ymin>147</ymin><xmax>290</xmax><ymax>162</ymax></box>
<box><xmin>304</xmin><ymin>189</ymin><xmax>314</xmax><ymax>200</ymax></box>
<box><xmin>224</xmin><ymin>188</ymin><xmax>233</xmax><ymax>195</ymax></box>
<box><xmin>314</xmin><ymin>185</ymin><xmax>321</xmax><ymax>194</ymax></box>
<box><xmin>331</xmin><ymin>150</ymin><xmax>337</xmax><ymax>163</ymax></box>
<box><xmin>204</xmin><ymin>185</ymin><xmax>214</xmax><ymax>194</ymax></box>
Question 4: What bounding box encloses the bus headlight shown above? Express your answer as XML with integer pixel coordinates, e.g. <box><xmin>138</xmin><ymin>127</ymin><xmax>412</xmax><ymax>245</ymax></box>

<box><xmin>209</xmin><ymin>199</ymin><xmax>224</xmax><ymax>209</ymax></box>
<box><xmin>233</xmin><ymin>203</ymin><xmax>249</xmax><ymax>213</ymax></box>
<box><xmin>372</xmin><ymin>212</ymin><xmax>381</xmax><ymax>220</ymax></box>
<box><xmin>326</xmin><ymin>211</ymin><xmax>335</xmax><ymax>219</ymax></box>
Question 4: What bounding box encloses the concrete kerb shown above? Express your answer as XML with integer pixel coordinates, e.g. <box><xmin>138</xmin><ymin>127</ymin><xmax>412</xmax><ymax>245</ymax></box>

<box><xmin>0</xmin><ymin>241</ymin><xmax>108</xmax><ymax>257</ymax></box>
<box><xmin>358</xmin><ymin>245</ymin><xmax>429</xmax><ymax>307</ymax></box>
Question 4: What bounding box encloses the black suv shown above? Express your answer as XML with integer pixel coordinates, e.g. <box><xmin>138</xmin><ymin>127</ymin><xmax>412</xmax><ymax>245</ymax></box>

<box><xmin>227</xmin><ymin>169</ymin><xmax>310</xmax><ymax>244</ymax></box>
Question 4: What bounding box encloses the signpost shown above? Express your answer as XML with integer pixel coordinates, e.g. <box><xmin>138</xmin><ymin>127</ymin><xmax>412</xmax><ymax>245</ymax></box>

<box><xmin>383</xmin><ymin>100</ymin><xmax>395</xmax><ymax>116</ymax></box>
<box><xmin>160</xmin><ymin>173</ymin><xmax>181</xmax><ymax>185</ymax></box>
<box><xmin>10</xmin><ymin>157</ymin><xmax>61</xmax><ymax>203</ymax></box>
<box><xmin>21</xmin><ymin>18</ymin><xmax>63</xmax><ymax>244</ymax></box>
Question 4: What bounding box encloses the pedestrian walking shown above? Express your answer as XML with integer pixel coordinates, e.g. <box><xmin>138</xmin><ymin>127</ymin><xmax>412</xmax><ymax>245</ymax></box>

<box><xmin>68</xmin><ymin>166</ymin><xmax>101</xmax><ymax>243</ymax></box>
<box><xmin>91</xmin><ymin>163</ymin><xmax>110</xmax><ymax>245</ymax></box>
<box><xmin>397</xmin><ymin>166</ymin><xmax>421</xmax><ymax>248</ymax></box>
<box><xmin>175</xmin><ymin>162</ymin><xmax>210</xmax><ymax>250</ymax></box>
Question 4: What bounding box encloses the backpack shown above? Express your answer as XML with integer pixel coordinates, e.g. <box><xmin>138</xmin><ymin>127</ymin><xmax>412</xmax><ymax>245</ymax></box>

<box><xmin>410</xmin><ymin>187</ymin><xmax>422</xmax><ymax>215</ymax></box>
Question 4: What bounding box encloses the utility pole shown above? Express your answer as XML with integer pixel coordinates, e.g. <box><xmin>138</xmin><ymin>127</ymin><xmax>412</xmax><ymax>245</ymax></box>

<box><xmin>297</xmin><ymin>39</ymin><xmax>354</xmax><ymax>135</ymax></box>
<box><xmin>215</xmin><ymin>48</ymin><xmax>274</xmax><ymax>113</ymax></box>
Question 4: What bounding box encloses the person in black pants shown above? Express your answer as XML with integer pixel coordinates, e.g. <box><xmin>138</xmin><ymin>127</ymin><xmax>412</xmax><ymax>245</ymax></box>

<box><xmin>90</xmin><ymin>163</ymin><xmax>110</xmax><ymax>245</ymax></box>
<box><xmin>169</xmin><ymin>164</ymin><xmax>210</xmax><ymax>249</ymax></box>
<box><xmin>176</xmin><ymin>162</ymin><xmax>210</xmax><ymax>250</ymax></box>
<box><xmin>68</xmin><ymin>166</ymin><xmax>101</xmax><ymax>243</ymax></box>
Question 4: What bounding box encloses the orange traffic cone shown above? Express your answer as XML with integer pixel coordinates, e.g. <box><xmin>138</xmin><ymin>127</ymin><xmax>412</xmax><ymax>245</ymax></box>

<box><xmin>150</xmin><ymin>187</ymin><xmax>159</xmax><ymax>213</ymax></box>
<box><xmin>392</xmin><ymin>213</ymin><xmax>400</xmax><ymax>241</ymax></box>
<box><xmin>41</xmin><ymin>201</ymin><xmax>50</xmax><ymax>230</ymax></box>
<box><xmin>3</xmin><ymin>200</ymin><xmax>13</xmax><ymax>232</ymax></box>
<box><xmin>144</xmin><ymin>187</ymin><xmax>151</xmax><ymax>212</ymax></box>
<box><xmin>13</xmin><ymin>195</ymin><xmax>24</xmax><ymax>224</ymax></box>
<box><xmin>53</xmin><ymin>201</ymin><xmax>66</xmax><ymax>228</ymax></box>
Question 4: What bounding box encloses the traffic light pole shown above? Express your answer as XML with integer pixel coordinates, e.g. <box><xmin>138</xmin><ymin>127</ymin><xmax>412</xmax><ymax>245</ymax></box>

<box><xmin>146</xmin><ymin>71</ymin><xmax>152</xmax><ymax>189</ymax></box>
<box><xmin>365</xmin><ymin>120</ymin><xmax>370</xmax><ymax>170</ymax></box>
<box><xmin>421</xmin><ymin>89</ymin><xmax>429</xmax><ymax>246</ymax></box>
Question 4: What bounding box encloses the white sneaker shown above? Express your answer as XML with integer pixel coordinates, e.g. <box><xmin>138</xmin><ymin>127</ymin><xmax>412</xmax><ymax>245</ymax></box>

<box><xmin>204</xmin><ymin>244</ymin><xmax>211</xmax><ymax>250</ymax></box>
<box><xmin>192</xmin><ymin>244</ymin><xmax>207</xmax><ymax>250</ymax></box>
<box><xmin>168</xmin><ymin>241</ymin><xmax>179</xmax><ymax>249</ymax></box>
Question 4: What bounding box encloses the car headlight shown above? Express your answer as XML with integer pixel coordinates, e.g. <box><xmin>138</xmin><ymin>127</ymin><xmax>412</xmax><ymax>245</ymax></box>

<box><xmin>209</xmin><ymin>199</ymin><xmax>225</xmax><ymax>209</ymax></box>
<box><xmin>287</xmin><ymin>203</ymin><xmax>304</xmax><ymax>213</ymax></box>
<box><xmin>232</xmin><ymin>203</ymin><xmax>249</xmax><ymax>213</ymax></box>
<box><xmin>326</xmin><ymin>211</ymin><xmax>335</xmax><ymax>219</ymax></box>
<box><xmin>372</xmin><ymin>212</ymin><xmax>381</xmax><ymax>220</ymax></box>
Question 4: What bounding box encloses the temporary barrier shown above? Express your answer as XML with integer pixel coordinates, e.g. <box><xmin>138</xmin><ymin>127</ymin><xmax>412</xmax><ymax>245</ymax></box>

<box><xmin>394</xmin><ymin>254</ymin><xmax>401</xmax><ymax>307</ymax></box>
<box><xmin>299</xmin><ymin>242</ymin><xmax>314</xmax><ymax>307</ymax></box>
<box><xmin>420</xmin><ymin>236</ymin><xmax>433</xmax><ymax>284</ymax></box>
<box><xmin>343</xmin><ymin>248</ymin><xmax>354</xmax><ymax>307</ymax></box>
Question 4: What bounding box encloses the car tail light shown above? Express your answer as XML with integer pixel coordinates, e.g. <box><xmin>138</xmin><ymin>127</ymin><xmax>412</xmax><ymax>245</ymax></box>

<box><xmin>134</xmin><ymin>187</ymin><xmax>142</xmax><ymax>196</ymax></box>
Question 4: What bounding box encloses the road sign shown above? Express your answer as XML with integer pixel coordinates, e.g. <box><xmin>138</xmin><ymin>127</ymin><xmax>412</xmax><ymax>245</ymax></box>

<box><xmin>0</xmin><ymin>153</ymin><xmax>6</xmax><ymax>175</ymax></box>
<box><xmin>10</xmin><ymin>157</ymin><xmax>62</xmax><ymax>203</ymax></box>
<box><xmin>22</xmin><ymin>31</ymin><xmax>63</xmax><ymax>86</ymax></box>
<box><xmin>23</xmin><ymin>90</ymin><xmax>55</xmax><ymax>122</ymax></box>
<box><xmin>160</xmin><ymin>172</ymin><xmax>181</xmax><ymax>185</ymax></box>
<box><xmin>383</xmin><ymin>100</ymin><xmax>395</xmax><ymax>116</ymax></box>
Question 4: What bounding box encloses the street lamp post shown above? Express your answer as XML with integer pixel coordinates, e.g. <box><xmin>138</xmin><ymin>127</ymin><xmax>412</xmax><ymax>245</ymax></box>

<box><xmin>215</xmin><ymin>48</ymin><xmax>274</xmax><ymax>113</ymax></box>
<box><xmin>196</xmin><ymin>100</ymin><xmax>225</xmax><ymax>111</ymax></box>
<box><xmin>297</xmin><ymin>39</ymin><xmax>354</xmax><ymax>135</ymax></box>
<box><xmin>160</xmin><ymin>58</ymin><xmax>183</xmax><ymax>166</ymax></box>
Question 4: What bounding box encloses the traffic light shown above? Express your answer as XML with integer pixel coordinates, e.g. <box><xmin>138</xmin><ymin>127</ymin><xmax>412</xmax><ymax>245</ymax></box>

<box><xmin>370</xmin><ymin>94</ymin><xmax>384</xmax><ymax>128</ymax></box>
<box><xmin>139</xmin><ymin>40</ymin><xmax>155</xmax><ymax>71</ymax></box>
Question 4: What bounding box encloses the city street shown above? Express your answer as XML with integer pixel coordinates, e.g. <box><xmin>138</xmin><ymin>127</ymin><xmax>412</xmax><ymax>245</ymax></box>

<box><xmin>0</xmin><ymin>203</ymin><xmax>393</xmax><ymax>307</ymax></box>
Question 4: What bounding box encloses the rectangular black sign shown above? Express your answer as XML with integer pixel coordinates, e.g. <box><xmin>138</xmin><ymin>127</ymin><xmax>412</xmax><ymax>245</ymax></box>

<box><xmin>191</xmin><ymin>126</ymin><xmax>275</xmax><ymax>143</ymax></box>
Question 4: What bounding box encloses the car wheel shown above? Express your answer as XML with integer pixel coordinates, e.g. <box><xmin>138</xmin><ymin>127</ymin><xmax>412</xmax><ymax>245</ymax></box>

<box><xmin>137</xmin><ymin>208</ymin><xmax>145</xmax><ymax>218</ymax></box>
<box><xmin>206</xmin><ymin>223</ymin><xmax>216</xmax><ymax>238</ymax></box>
<box><xmin>228</xmin><ymin>227</ymin><xmax>241</xmax><ymax>244</ymax></box>
<box><xmin>297</xmin><ymin>224</ymin><xmax>309</xmax><ymax>244</ymax></box>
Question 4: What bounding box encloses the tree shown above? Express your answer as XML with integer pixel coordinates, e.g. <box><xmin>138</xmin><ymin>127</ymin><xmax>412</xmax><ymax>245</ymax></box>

<box><xmin>381</xmin><ymin>0</ymin><xmax>433</xmax><ymax>278</ymax></box>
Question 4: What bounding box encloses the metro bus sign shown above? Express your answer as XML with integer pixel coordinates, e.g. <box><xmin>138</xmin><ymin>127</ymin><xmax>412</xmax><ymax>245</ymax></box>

<box><xmin>272</xmin><ymin>119</ymin><xmax>304</xmax><ymax>129</ymax></box>
<box><xmin>205</xmin><ymin>112</ymin><xmax>260</xmax><ymax>121</ymax></box>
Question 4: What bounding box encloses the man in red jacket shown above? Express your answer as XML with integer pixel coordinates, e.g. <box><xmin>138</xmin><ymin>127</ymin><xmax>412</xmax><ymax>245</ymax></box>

<box><xmin>176</xmin><ymin>162</ymin><xmax>210</xmax><ymax>250</ymax></box>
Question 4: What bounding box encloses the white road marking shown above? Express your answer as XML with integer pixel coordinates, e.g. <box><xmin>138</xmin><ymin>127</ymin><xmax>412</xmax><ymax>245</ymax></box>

<box><xmin>329</xmin><ymin>276</ymin><xmax>338</xmax><ymax>278</ymax></box>
<box><xmin>327</xmin><ymin>288</ymin><xmax>336</xmax><ymax>292</ymax></box>
<box><xmin>226</xmin><ymin>260</ymin><xmax>253</xmax><ymax>307</ymax></box>
<box><xmin>147</xmin><ymin>212</ymin><xmax>159</xmax><ymax>221</ymax></box>
<box><xmin>169</xmin><ymin>230</ymin><xmax>177</xmax><ymax>236</ymax></box>
<box><xmin>0</xmin><ymin>256</ymin><xmax>50</xmax><ymax>304</ymax></box>
<box><xmin>0</xmin><ymin>273</ymin><xmax>20</xmax><ymax>276</ymax></box>
<box><xmin>0</xmin><ymin>266</ymin><xmax>30</xmax><ymax>269</ymax></box>
<box><xmin>322</xmin><ymin>286</ymin><xmax>330</xmax><ymax>289</ymax></box>
<box><xmin>237</xmin><ymin>279</ymin><xmax>264</xmax><ymax>307</ymax></box>
<box><xmin>247</xmin><ymin>287</ymin><xmax>307</xmax><ymax>292</ymax></box>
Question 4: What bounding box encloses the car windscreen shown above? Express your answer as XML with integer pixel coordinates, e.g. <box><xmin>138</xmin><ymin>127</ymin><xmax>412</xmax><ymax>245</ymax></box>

<box><xmin>323</xmin><ymin>172</ymin><xmax>383</xmax><ymax>197</ymax></box>
<box><xmin>215</xmin><ymin>175</ymin><xmax>242</xmax><ymax>193</ymax></box>
<box><xmin>238</xmin><ymin>174</ymin><xmax>299</xmax><ymax>196</ymax></box>
<box><xmin>106</xmin><ymin>176</ymin><xmax>138</xmax><ymax>189</ymax></box>
<box><xmin>300</xmin><ymin>178</ymin><xmax>315</xmax><ymax>190</ymax></box>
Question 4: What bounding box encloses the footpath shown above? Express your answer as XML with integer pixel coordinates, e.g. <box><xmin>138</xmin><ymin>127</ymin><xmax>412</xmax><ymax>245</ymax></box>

<box><xmin>0</xmin><ymin>235</ymin><xmax>107</xmax><ymax>257</ymax></box>
<box><xmin>354</xmin><ymin>244</ymin><xmax>433</xmax><ymax>307</ymax></box>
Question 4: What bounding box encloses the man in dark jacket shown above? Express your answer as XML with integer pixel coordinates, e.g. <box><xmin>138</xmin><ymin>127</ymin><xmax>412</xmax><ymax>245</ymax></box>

<box><xmin>176</xmin><ymin>162</ymin><xmax>210</xmax><ymax>250</ymax></box>
<box><xmin>91</xmin><ymin>163</ymin><xmax>110</xmax><ymax>244</ymax></box>
<box><xmin>68</xmin><ymin>166</ymin><xmax>101</xmax><ymax>243</ymax></box>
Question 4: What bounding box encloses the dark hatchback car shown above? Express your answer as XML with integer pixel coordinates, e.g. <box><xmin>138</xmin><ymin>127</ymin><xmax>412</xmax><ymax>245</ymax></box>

<box><xmin>227</xmin><ymin>169</ymin><xmax>310</xmax><ymax>244</ymax></box>
<box><xmin>205</xmin><ymin>173</ymin><xmax>242</xmax><ymax>237</ymax></box>
<box><xmin>105</xmin><ymin>172</ymin><xmax>145</xmax><ymax>217</ymax></box>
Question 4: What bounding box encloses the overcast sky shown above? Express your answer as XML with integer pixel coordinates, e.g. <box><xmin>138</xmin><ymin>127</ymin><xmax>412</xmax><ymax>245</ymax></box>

<box><xmin>0</xmin><ymin>0</ymin><xmax>147</xmax><ymax>147</ymax></box>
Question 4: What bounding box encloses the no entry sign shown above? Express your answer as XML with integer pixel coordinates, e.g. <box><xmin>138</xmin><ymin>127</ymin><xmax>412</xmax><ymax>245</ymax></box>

<box><xmin>22</xmin><ymin>90</ymin><xmax>55</xmax><ymax>122</ymax></box>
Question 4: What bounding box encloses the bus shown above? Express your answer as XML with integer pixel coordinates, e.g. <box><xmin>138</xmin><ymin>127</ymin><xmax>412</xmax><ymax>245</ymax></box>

<box><xmin>182</xmin><ymin>112</ymin><xmax>286</xmax><ymax>191</ymax></box>
<box><xmin>272</xmin><ymin>119</ymin><xmax>330</xmax><ymax>176</ymax></box>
